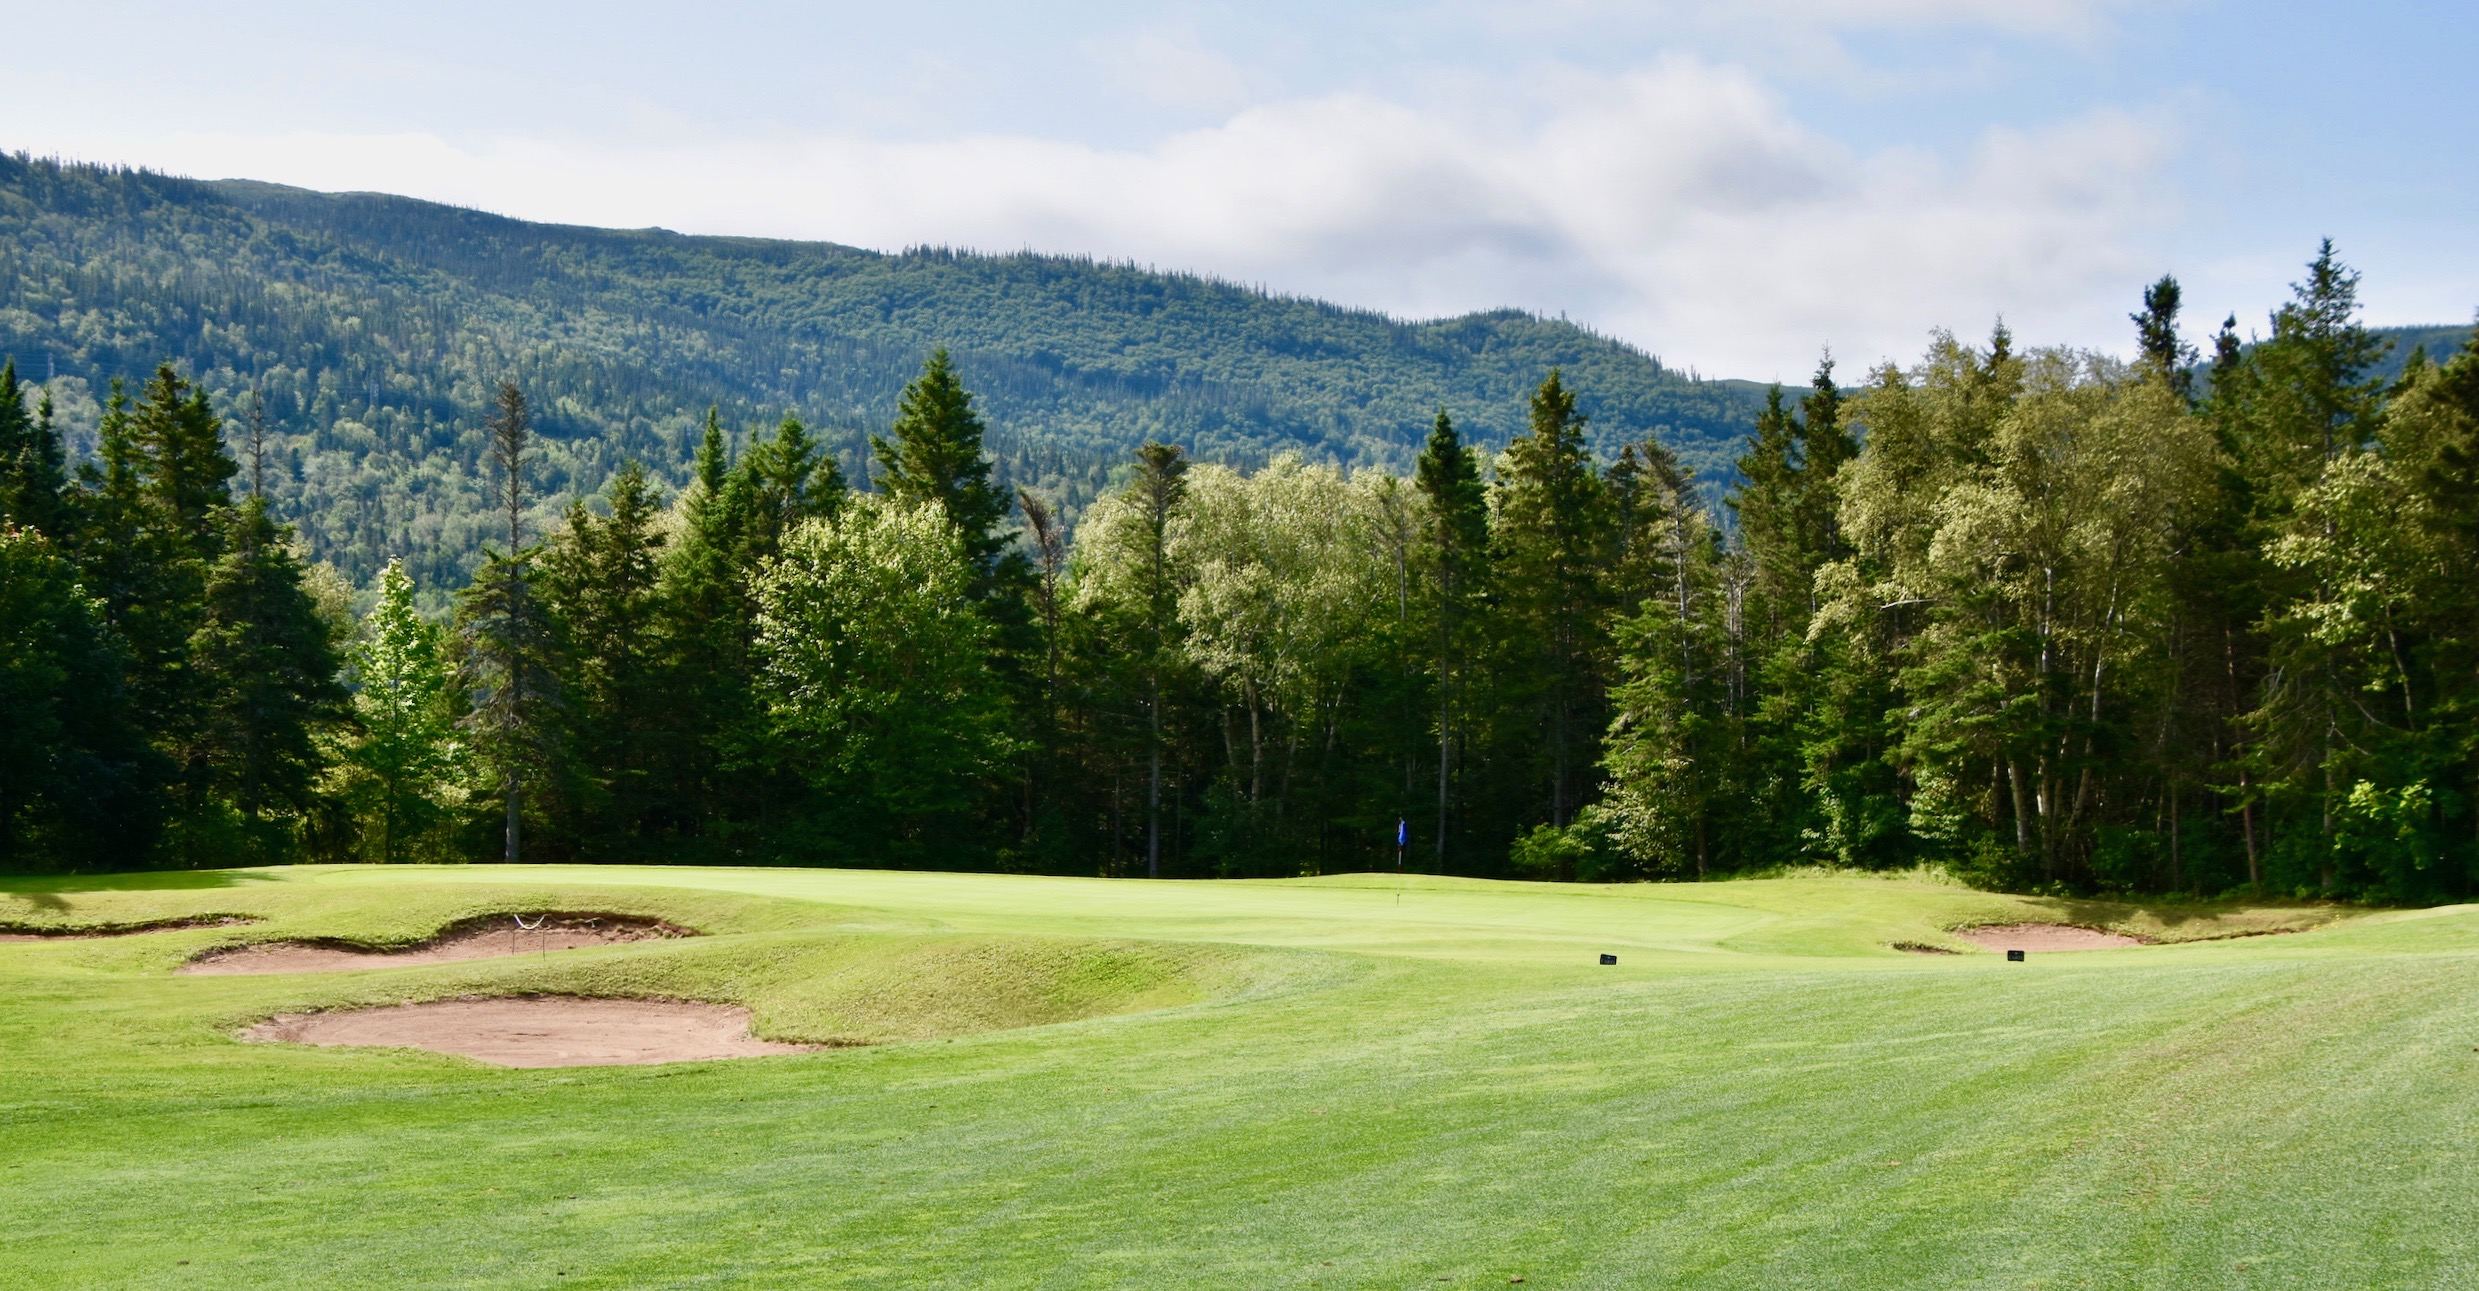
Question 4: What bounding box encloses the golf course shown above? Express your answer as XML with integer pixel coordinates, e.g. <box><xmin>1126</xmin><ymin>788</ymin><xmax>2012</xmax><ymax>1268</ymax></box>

<box><xmin>0</xmin><ymin>866</ymin><xmax>2469</xmax><ymax>1288</ymax></box>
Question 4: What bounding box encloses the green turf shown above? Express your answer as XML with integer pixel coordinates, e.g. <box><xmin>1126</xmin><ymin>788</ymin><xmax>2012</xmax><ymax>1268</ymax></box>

<box><xmin>1</xmin><ymin>865</ymin><xmax>2472</xmax><ymax>1288</ymax></box>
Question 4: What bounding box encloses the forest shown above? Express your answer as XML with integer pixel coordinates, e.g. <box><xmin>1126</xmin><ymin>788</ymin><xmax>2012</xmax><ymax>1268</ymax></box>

<box><xmin>0</xmin><ymin>155</ymin><xmax>1763</xmax><ymax>597</ymax></box>
<box><xmin>4</xmin><ymin>240</ymin><xmax>2477</xmax><ymax>902</ymax></box>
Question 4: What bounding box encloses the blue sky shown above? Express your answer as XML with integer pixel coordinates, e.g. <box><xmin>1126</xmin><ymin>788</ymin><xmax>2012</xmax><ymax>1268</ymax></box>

<box><xmin>7</xmin><ymin>1</ymin><xmax>2471</xmax><ymax>378</ymax></box>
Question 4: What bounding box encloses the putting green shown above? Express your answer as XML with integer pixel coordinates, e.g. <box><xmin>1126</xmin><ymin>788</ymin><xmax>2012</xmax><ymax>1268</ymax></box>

<box><xmin>1</xmin><ymin>865</ymin><xmax>2472</xmax><ymax>1288</ymax></box>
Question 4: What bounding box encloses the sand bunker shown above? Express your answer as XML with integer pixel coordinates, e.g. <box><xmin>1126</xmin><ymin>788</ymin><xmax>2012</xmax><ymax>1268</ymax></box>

<box><xmin>0</xmin><ymin>916</ymin><xmax>255</xmax><ymax>942</ymax></box>
<box><xmin>1954</xmin><ymin>923</ymin><xmax>2144</xmax><ymax>952</ymax></box>
<box><xmin>245</xmin><ymin>997</ymin><xmax>813</xmax><ymax>1067</ymax></box>
<box><xmin>182</xmin><ymin>914</ymin><xmax>688</xmax><ymax>975</ymax></box>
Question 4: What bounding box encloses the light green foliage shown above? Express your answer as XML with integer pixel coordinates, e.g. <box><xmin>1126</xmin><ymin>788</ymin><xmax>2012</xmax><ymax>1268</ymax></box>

<box><xmin>1177</xmin><ymin>457</ymin><xmax>1397</xmax><ymax>767</ymax></box>
<box><xmin>335</xmin><ymin>560</ymin><xmax>464</xmax><ymax>863</ymax></box>
<box><xmin>0</xmin><ymin>864</ymin><xmax>2458</xmax><ymax>1288</ymax></box>
<box><xmin>754</xmin><ymin>496</ymin><xmax>1015</xmax><ymax>859</ymax></box>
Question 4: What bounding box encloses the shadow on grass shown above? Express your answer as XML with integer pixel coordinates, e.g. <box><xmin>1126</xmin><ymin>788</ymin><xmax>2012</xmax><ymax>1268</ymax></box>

<box><xmin>0</xmin><ymin>868</ymin><xmax>272</xmax><ymax>895</ymax></box>
<box><xmin>2012</xmin><ymin>892</ymin><xmax>2350</xmax><ymax>940</ymax></box>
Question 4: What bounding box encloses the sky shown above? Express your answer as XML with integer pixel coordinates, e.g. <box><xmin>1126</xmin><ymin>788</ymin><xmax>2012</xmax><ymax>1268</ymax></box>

<box><xmin>6</xmin><ymin>0</ymin><xmax>2473</xmax><ymax>380</ymax></box>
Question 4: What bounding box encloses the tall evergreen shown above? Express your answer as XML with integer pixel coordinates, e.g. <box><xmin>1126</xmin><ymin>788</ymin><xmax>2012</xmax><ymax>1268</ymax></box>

<box><xmin>1605</xmin><ymin>440</ymin><xmax>1733</xmax><ymax>876</ymax></box>
<box><xmin>1414</xmin><ymin>410</ymin><xmax>1488</xmax><ymax>868</ymax></box>
<box><xmin>873</xmin><ymin>349</ymin><xmax>1012</xmax><ymax>586</ymax></box>
<box><xmin>78</xmin><ymin>370</ymin><xmax>235</xmax><ymax>753</ymax></box>
<box><xmin>1123</xmin><ymin>442</ymin><xmax>1191</xmax><ymax>878</ymax></box>
<box><xmin>541</xmin><ymin>461</ymin><xmax>669</xmax><ymax>856</ymax></box>
<box><xmin>185</xmin><ymin>495</ymin><xmax>347</xmax><ymax>860</ymax></box>
<box><xmin>0</xmin><ymin>524</ymin><xmax>152</xmax><ymax>869</ymax></box>
<box><xmin>2239</xmin><ymin>243</ymin><xmax>2399</xmax><ymax>889</ymax></box>
<box><xmin>0</xmin><ymin>361</ymin><xmax>71</xmax><ymax>536</ymax></box>
<box><xmin>2133</xmin><ymin>275</ymin><xmax>2197</xmax><ymax>401</ymax></box>
<box><xmin>1493</xmin><ymin>370</ymin><xmax>1612</xmax><ymax>828</ymax></box>
<box><xmin>740</xmin><ymin>413</ymin><xmax>845</xmax><ymax>564</ymax></box>
<box><xmin>457</xmin><ymin>381</ymin><xmax>556</xmax><ymax>864</ymax></box>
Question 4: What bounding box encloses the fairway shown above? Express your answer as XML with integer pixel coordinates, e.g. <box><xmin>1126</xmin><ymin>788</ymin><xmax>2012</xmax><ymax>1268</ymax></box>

<box><xmin>3</xmin><ymin>866</ymin><xmax>2475</xmax><ymax>1289</ymax></box>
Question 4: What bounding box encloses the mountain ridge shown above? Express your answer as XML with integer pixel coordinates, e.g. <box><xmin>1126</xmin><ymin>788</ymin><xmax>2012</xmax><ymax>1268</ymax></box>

<box><xmin>0</xmin><ymin>155</ymin><xmax>1769</xmax><ymax>587</ymax></box>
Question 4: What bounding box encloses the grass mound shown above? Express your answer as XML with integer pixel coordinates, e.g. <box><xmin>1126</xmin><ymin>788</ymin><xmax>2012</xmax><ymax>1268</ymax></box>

<box><xmin>180</xmin><ymin>912</ymin><xmax>693</xmax><ymax>975</ymax></box>
<box><xmin>0</xmin><ymin>876</ymin><xmax>1331</xmax><ymax>1060</ymax></box>
<box><xmin>6</xmin><ymin>864</ymin><xmax>2473</xmax><ymax>1290</ymax></box>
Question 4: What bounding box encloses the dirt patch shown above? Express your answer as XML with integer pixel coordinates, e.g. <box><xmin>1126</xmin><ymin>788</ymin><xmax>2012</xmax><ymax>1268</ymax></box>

<box><xmin>244</xmin><ymin>996</ymin><xmax>815</xmax><ymax>1067</ymax></box>
<box><xmin>181</xmin><ymin>914</ymin><xmax>690</xmax><ymax>975</ymax></box>
<box><xmin>1891</xmin><ymin>941</ymin><xmax>1961</xmax><ymax>955</ymax></box>
<box><xmin>0</xmin><ymin>915</ymin><xmax>257</xmax><ymax>942</ymax></box>
<box><xmin>1953</xmin><ymin>922</ymin><xmax>2145</xmax><ymax>952</ymax></box>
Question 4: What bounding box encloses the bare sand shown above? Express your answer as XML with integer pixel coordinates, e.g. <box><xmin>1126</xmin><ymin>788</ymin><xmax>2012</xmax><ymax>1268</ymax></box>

<box><xmin>244</xmin><ymin>997</ymin><xmax>814</xmax><ymax>1067</ymax></box>
<box><xmin>181</xmin><ymin>915</ymin><xmax>687</xmax><ymax>975</ymax></box>
<box><xmin>1954</xmin><ymin>923</ymin><xmax>2145</xmax><ymax>951</ymax></box>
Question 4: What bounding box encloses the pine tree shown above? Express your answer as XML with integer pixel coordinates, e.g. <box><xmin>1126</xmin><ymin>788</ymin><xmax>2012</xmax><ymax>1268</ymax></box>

<box><xmin>0</xmin><ymin>524</ymin><xmax>153</xmax><ymax>869</ymax></box>
<box><xmin>1493</xmin><ymin>370</ymin><xmax>1612</xmax><ymax>828</ymax></box>
<box><xmin>541</xmin><ymin>460</ymin><xmax>669</xmax><ymax>856</ymax></box>
<box><xmin>458</xmin><ymin>381</ymin><xmax>556</xmax><ymax>864</ymax></box>
<box><xmin>872</xmin><ymin>349</ymin><xmax>1013</xmax><ymax>587</ymax></box>
<box><xmin>1726</xmin><ymin>355</ymin><xmax>1857</xmax><ymax>864</ymax></box>
<box><xmin>741</xmin><ymin>413</ymin><xmax>845</xmax><ymax>563</ymax></box>
<box><xmin>2133</xmin><ymin>274</ymin><xmax>2197</xmax><ymax>401</ymax></box>
<box><xmin>340</xmin><ymin>560</ymin><xmax>462</xmax><ymax>863</ymax></box>
<box><xmin>2237</xmin><ymin>243</ymin><xmax>2395</xmax><ymax>889</ymax></box>
<box><xmin>1414</xmin><ymin>410</ymin><xmax>1488</xmax><ymax>868</ymax></box>
<box><xmin>1127</xmin><ymin>443</ymin><xmax>1190</xmax><ymax>878</ymax></box>
<box><xmin>1605</xmin><ymin>444</ymin><xmax>1732</xmax><ymax>877</ymax></box>
<box><xmin>186</xmin><ymin>496</ymin><xmax>347</xmax><ymax>860</ymax></box>
<box><xmin>0</xmin><ymin>361</ymin><xmax>71</xmax><ymax>536</ymax></box>
<box><xmin>652</xmin><ymin>411</ymin><xmax>758</xmax><ymax>850</ymax></box>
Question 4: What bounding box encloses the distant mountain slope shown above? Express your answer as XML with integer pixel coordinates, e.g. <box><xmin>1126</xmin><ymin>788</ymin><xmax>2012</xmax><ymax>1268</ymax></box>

<box><xmin>2369</xmin><ymin>323</ymin><xmax>2474</xmax><ymax>381</ymax></box>
<box><xmin>0</xmin><ymin>155</ymin><xmax>1764</xmax><ymax>588</ymax></box>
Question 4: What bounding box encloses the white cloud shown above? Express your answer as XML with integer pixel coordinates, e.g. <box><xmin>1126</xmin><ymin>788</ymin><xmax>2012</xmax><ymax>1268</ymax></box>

<box><xmin>21</xmin><ymin>57</ymin><xmax>2179</xmax><ymax>377</ymax></box>
<box><xmin>1083</xmin><ymin>26</ymin><xmax>1265</xmax><ymax>114</ymax></box>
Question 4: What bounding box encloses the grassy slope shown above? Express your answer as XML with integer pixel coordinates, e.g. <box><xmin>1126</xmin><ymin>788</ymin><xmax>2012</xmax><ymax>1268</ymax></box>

<box><xmin>1</xmin><ymin>866</ymin><xmax>2474</xmax><ymax>1289</ymax></box>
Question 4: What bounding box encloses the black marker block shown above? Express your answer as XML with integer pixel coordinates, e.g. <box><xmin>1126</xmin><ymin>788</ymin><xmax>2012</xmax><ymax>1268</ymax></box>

<box><xmin>2006</xmin><ymin>949</ymin><xmax>2026</xmax><ymax>962</ymax></box>
<box><xmin>1599</xmin><ymin>953</ymin><xmax>1618</xmax><ymax>965</ymax></box>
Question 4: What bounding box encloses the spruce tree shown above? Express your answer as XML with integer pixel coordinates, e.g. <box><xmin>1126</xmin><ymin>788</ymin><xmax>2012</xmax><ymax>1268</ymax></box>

<box><xmin>0</xmin><ymin>524</ymin><xmax>153</xmax><ymax>869</ymax></box>
<box><xmin>187</xmin><ymin>496</ymin><xmax>347</xmax><ymax>859</ymax></box>
<box><xmin>653</xmin><ymin>411</ymin><xmax>757</xmax><ymax>849</ymax></box>
<box><xmin>0</xmin><ymin>361</ymin><xmax>71</xmax><ymax>536</ymax></box>
<box><xmin>2132</xmin><ymin>274</ymin><xmax>2197</xmax><ymax>401</ymax></box>
<box><xmin>541</xmin><ymin>461</ymin><xmax>669</xmax><ymax>855</ymax></box>
<box><xmin>1125</xmin><ymin>442</ymin><xmax>1191</xmax><ymax>877</ymax></box>
<box><xmin>741</xmin><ymin>413</ymin><xmax>845</xmax><ymax>563</ymax></box>
<box><xmin>1605</xmin><ymin>443</ymin><xmax>1731</xmax><ymax>877</ymax></box>
<box><xmin>2238</xmin><ymin>243</ymin><xmax>2397</xmax><ymax>889</ymax></box>
<box><xmin>872</xmin><ymin>348</ymin><xmax>1012</xmax><ymax>588</ymax></box>
<box><xmin>1414</xmin><ymin>410</ymin><xmax>1488</xmax><ymax>868</ymax></box>
<box><xmin>1493</xmin><ymin>370</ymin><xmax>1612</xmax><ymax>828</ymax></box>
<box><xmin>458</xmin><ymin>381</ymin><xmax>556</xmax><ymax>864</ymax></box>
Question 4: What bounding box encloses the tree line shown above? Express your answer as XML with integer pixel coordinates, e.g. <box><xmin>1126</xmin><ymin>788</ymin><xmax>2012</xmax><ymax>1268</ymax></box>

<box><xmin>4</xmin><ymin>243</ymin><xmax>2475</xmax><ymax>900</ymax></box>
<box><xmin>0</xmin><ymin>154</ymin><xmax>1756</xmax><ymax>595</ymax></box>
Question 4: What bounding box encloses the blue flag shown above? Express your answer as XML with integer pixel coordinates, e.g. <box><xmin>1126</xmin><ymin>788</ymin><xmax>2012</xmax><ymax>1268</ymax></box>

<box><xmin>1397</xmin><ymin>818</ymin><xmax>1408</xmax><ymax>847</ymax></box>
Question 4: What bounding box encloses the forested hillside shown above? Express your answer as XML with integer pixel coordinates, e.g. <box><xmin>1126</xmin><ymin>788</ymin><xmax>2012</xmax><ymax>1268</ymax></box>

<box><xmin>0</xmin><ymin>154</ymin><xmax>1759</xmax><ymax>591</ymax></box>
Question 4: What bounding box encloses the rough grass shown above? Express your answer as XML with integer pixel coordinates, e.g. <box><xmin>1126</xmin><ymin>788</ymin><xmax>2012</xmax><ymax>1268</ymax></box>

<box><xmin>1</xmin><ymin>865</ymin><xmax>2474</xmax><ymax>1288</ymax></box>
